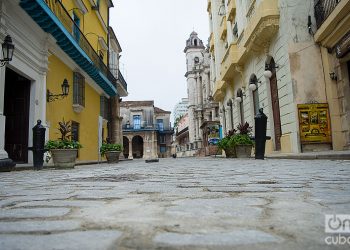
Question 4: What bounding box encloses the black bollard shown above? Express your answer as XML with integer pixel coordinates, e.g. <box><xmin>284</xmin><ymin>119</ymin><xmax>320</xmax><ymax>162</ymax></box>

<box><xmin>31</xmin><ymin>120</ymin><xmax>46</xmax><ymax>170</ymax></box>
<box><xmin>254</xmin><ymin>108</ymin><xmax>270</xmax><ymax>159</ymax></box>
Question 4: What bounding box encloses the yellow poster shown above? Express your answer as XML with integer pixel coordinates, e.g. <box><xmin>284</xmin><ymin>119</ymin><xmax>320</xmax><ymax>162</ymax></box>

<box><xmin>297</xmin><ymin>103</ymin><xmax>331</xmax><ymax>144</ymax></box>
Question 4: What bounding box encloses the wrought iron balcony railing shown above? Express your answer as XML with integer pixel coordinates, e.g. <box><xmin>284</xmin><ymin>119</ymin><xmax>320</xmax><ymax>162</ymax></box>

<box><xmin>314</xmin><ymin>0</ymin><xmax>342</xmax><ymax>29</ymax></box>
<box><xmin>44</xmin><ymin>0</ymin><xmax>117</xmax><ymax>86</ymax></box>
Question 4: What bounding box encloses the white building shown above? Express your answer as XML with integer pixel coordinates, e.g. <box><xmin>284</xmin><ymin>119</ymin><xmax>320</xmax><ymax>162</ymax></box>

<box><xmin>173</xmin><ymin>98</ymin><xmax>189</xmax><ymax>122</ymax></box>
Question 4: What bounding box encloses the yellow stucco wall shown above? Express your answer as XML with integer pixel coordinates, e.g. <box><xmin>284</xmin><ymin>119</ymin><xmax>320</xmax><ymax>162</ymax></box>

<box><xmin>46</xmin><ymin>54</ymin><xmax>102</xmax><ymax>161</ymax></box>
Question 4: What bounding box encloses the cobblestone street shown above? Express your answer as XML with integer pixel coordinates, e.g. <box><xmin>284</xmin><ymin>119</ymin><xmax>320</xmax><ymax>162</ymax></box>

<box><xmin>0</xmin><ymin>158</ymin><xmax>349</xmax><ymax>250</ymax></box>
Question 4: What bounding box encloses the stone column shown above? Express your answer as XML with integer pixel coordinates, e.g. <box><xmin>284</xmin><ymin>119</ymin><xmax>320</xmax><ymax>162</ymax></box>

<box><xmin>128</xmin><ymin>138</ymin><xmax>133</xmax><ymax>159</ymax></box>
<box><xmin>0</xmin><ymin>56</ymin><xmax>15</xmax><ymax>170</ymax></box>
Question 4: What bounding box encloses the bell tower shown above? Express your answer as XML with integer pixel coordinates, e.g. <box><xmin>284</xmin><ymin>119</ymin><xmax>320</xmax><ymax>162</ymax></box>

<box><xmin>184</xmin><ymin>31</ymin><xmax>205</xmax><ymax>148</ymax></box>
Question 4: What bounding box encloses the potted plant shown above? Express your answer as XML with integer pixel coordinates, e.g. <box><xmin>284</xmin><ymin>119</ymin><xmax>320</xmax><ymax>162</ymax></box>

<box><xmin>100</xmin><ymin>142</ymin><xmax>123</xmax><ymax>163</ymax></box>
<box><xmin>45</xmin><ymin>119</ymin><xmax>82</xmax><ymax>169</ymax></box>
<box><xmin>217</xmin><ymin>129</ymin><xmax>237</xmax><ymax>158</ymax></box>
<box><xmin>234</xmin><ymin>122</ymin><xmax>254</xmax><ymax>158</ymax></box>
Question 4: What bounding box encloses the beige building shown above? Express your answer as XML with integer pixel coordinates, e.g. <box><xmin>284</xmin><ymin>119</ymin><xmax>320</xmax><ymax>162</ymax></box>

<box><xmin>120</xmin><ymin>101</ymin><xmax>173</xmax><ymax>159</ymax></box>
<box><xmin>207</xmin><ymin>0</ymin><xmax>350</xmax><ymax>153</ymax></box>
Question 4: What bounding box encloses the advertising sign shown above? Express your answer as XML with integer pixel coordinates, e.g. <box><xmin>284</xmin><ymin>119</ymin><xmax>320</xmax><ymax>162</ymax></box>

<box><xmin>298</xmin><ymin>103</ymin><xmax>331</xmax><ymax>144</ymax></box>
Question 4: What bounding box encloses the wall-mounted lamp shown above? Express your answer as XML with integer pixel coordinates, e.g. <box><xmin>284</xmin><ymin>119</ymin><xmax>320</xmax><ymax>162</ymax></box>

<box><xmin>264</xmin><ymin>62</ymin><xmax>279</xmax><ymax>79</ymax></box>
<box><xmin>236</xmin><ymin>88</ymin><xmax>245</xmax><ymax>103</ymax></box>
<box><xmin>0</xmin><ymin>35</ymin><xmax>15</xmax><ymax>67</ymax></box>
<box><xmin>249</xmin><ymin>74</ymin><xmax>261</xmax><ymax>91</ymax></box>
<box><xmin>47</xmin><ymin>79</ymin><xmax>70</xmax><ymax>102</ymax></box>
<box><xmin>329</xmin><ymin>72</ymin><xmax>338</xmax><ymax>81</ymax></box>
<box><xmin>263</xmin><ymin>70</ymin><xmax>272</xmax><ymax>79</ymax></box>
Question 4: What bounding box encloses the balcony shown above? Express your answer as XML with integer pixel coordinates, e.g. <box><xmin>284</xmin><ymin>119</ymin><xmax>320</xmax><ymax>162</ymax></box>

<box><xmin>220</xmin><ymin>42</ymin><xmax>239</xmax><ymax>81</ymax></box>
<box><xmin>19</xmin><ymin>0</ymin><xmax>117</xmax><ymax>96</ymax></box>
<box><xmin>209</xmin><ymin>32</ymin><xmax>215</xmax><ymax>52</ymax></box>
<box><xmin>227</xmin><ymin>0</ymin><xmax>236</xmax><ymax>22</ymax></box>
<box><xmin>243</xmin><ymin>0</ymin><xmax>280</xmax><ymax>53</ymax></box>
<box><xmin>220</xmin><ymin>16</ymin><xmax>227</xmax><ymax>40</ymax></box>
<box><xmin>123</xmin><ymin>123</ymin><xmax>173</xmax><ymax>133</ymax></box>
<box><xmin>314</xmin><ymin>0</ymin><xmax>350</xmax><ymax>48</ymax></box>
<box><xmin>213</xmin><ymin>80</ymin><xmax>226</xmax><ymax>102</ymax></box>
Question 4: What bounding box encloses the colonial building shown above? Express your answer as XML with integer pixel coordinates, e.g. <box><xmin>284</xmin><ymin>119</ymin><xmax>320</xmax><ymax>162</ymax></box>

<box><xmin>313</xmin><ymin>0</ymin><xmax>350</xmax><ymax>150</ymax></box>
<box><xmin>207</xmin><ymin>0</ymin><xmax>349</xmax><ymax>153</ymax></box>
<box><xmin>0</xmin><ymin>0</ymin><xmax>127</xmax><ymax>170</ymax></box>
<box><xmin>120</xmin><ymin>101</ymin><xmax>173</xmax><ymax>159</ymax></box>
<box><xmin>184</xmin><ymin>31</ymin><xmax>220</xmax><ymax>156</ymax></box>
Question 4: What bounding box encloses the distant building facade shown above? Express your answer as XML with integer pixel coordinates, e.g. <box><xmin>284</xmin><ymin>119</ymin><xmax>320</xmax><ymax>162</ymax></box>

<box><xmin>120</xmin><ymin>101</ymin><xmax>173</xmax><ymax>159</ymax></box>
<box><xmin>173</xmin><ymin>98</ymin><xmax>189</xmax><ymax>122</ymax></box>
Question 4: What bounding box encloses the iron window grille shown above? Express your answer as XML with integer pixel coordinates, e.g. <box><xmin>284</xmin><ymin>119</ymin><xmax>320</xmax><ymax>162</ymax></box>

<box><xmin>73</xmin><ymin>72</ymin><xmax>85</xmax><ymax>107</ymax></box>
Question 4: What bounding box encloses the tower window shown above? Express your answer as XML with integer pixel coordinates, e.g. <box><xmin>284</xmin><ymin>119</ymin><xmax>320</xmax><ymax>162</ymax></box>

<box><xmin>194</xmin><ymin>39</ymin><xmax>198</xmax><ymax>46</ymax></box>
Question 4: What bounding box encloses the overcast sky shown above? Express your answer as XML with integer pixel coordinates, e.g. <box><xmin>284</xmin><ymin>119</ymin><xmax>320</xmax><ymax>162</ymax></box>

<box><xmin>110</xmin><ymin>0</ymin><xmax>209</xmax><ymax>123</ymax></box>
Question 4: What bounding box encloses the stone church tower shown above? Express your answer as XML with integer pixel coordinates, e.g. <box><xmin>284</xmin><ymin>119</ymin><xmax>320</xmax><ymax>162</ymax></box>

<box><xmin>184</xmin><ymin>32</ymin><xmax>208</xmax><ymax>149</ymax></box>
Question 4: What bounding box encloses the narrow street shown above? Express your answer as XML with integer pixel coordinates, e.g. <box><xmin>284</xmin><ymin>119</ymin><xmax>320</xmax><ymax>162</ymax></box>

<box><xmin>0</xmin><ymin>158</ymin><xmax>349</xmax><ymax>249</ymax></box>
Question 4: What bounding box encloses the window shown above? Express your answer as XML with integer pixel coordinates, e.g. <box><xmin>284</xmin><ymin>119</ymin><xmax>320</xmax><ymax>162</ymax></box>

<box><xmin>100</xmin><ymin>96</ymin><xmax>109</xmax><ymax>119</ymax></box>
<box><xmin>71</xmin><ymin>121</ymin><xmax>79</xmax><ymax>142</ymax></box>
<box><xmin>133</xmin><ymin>115</ymin><xmax>141</xmax><ymax>129</ymax></box>
<box><xmin>159</xmin><ymin>135</ymin><xmax>166</xmax><ymax>144</ymax></box>
<box><xmin>157</xmin><ymin>119</ymin><xmax>164</xmax><ymax>131</ymax></box>
<box><xmin>160</xmin><ymin>146</ymin><xmax>166</xmax><ymax>153</ymax></box>
<box><xmin>73</xmin><ymin>72</ymin><xmax>85</xmax><ymax>107</ymax></box>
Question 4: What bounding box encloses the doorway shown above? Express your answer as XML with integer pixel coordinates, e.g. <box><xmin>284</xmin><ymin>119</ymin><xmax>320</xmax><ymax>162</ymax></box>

<box><xmin>4</xmin><ymin>68</ymin><xmax>31</xmax><ymax>163</ymax></box>
<box><xmin>132</xmin><ymin>135</ymin><xmax>143</xmax><ymax>158</ymax></box>
<box><xmin>269</xmin><ymin>58</ymin><xmax>282</xmax><ymax>151</ymax></box>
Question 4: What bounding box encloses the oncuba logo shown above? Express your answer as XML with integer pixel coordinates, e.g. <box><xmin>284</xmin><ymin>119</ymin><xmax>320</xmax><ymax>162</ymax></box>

<box><xmin>325</xmin><ymin>215</ymin><xmax>350</xmax><ymax>246</ymax></box>
<box><xmin>325</xmin><ymin>215</ymin><xmax>350</xmax><ymax>233</ymax></box>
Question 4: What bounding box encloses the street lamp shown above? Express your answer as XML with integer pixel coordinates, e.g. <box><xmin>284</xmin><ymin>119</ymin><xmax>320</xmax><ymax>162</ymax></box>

<box><xmin>47</xmin><ymin>79</ymin><xmax>70</xmax><ymax>102</ymax></box>
<box><xmin>0</xmin><ymin>35</ymin><xmax>15</xmax><ymax>67</ymax></box>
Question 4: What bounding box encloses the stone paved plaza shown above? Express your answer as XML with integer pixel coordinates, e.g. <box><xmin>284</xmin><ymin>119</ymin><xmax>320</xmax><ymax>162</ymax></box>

<box><xmin>0</xmin><ymin>158</ymin><xmax>349</xmax><ymax>250</ymax></box>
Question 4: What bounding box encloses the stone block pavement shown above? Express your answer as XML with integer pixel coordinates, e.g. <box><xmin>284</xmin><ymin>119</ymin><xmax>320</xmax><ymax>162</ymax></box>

<box><xmin>0</xmin><ymin>157</ymin><xmax>349</xmax><ymax>249</ymax></box>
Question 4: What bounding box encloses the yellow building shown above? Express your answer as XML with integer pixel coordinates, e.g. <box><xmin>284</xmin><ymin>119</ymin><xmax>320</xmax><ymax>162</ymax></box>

<box><xmin>0</xmin><ymin>0</ymin><xmax>126</xmax><ymax>168</ymax></box>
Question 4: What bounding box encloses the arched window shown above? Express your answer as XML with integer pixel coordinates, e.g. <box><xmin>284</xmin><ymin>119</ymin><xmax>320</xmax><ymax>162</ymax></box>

<box><xmin>194</xmin><ymin>39</ymin><xmax>198</xmax><ymax>46</ymax></box>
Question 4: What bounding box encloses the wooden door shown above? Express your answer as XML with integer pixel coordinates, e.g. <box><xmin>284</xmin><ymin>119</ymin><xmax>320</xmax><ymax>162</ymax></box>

<box><xmin>270</xmin><ymin>69</ymin><xmax>282</xmax><ymax>151</ymax></box>
<box><xmin>4</xmin><ymin>68</ymin><xmax>30</xmax><ymax>163</ymax></box>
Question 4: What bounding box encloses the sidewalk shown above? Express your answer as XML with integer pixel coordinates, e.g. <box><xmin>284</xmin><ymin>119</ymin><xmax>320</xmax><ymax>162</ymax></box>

<box><xmin>266</xmin><ymin>150</ymin><xmax>350</xmax><ymax>160</ymax></box>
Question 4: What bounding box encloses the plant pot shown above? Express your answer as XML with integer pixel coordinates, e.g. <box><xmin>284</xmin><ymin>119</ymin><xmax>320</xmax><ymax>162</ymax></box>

<box><xmin>224</xmin><ymin>148</ymin><xmax>236</xmax><ymax>158</ymax></box>
<box><xmin>51</xmin><ymin>149</ymin><xmax>78</xmax><ymax>169</ymax></box>
<box><xmin>235</xmin><ymin>144</ymin><xmax>253</xmax><ymax>158</ymax></box>
<box><xmin>105</xmin><ymin>151</ymin><xmax>121</xmax><ymax>163</ymax></box>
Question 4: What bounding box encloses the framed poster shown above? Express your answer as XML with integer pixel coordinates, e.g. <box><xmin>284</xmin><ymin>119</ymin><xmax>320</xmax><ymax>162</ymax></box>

<box><xmin>297</xmin><ymin>103</ymin><xmax>331</xmax><ymax>144</ymax></box>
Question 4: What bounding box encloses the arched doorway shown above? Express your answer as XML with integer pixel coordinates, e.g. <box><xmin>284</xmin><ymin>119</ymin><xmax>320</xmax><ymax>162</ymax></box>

<box><xmin>123</xmin><ymin>136</ymin><xmax>129</xmax><ymax>158</ymax></box>
<box><xmin>267</xmin><ymin>57</ymin><xmax>282</xmax><ymax>151</ymax></box>
<box><xmin>132</xmin><ymin>135</ymin><xmax>144</xmax><ymax>158</ymax></box>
